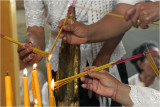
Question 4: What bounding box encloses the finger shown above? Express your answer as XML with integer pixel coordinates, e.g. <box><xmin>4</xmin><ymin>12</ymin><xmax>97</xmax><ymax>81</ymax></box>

<box><xmin>131</xmin><ymin>5</ymin><xmax>141</xmax><ymax>27</ymax></box>
<box><xmin>23</xmin><ymin>53</ymin><xmax>35</xmax><ymax>63</ymax></box>
<box><xmin>88</xmin><ymin>90</ymin><xmax>93</xmax><ymax>99</ymax></box>
<box><xmin>63</xmin><ymin>25</ymin><xmax>74</xmax><ymax>32</ymax></box>
<box><xmin>83</xmin><ymin>66</ymin><xmax>96</xmax><ymax>72</ymax></box>
<box><xmin>60</xmin><ymin>33</ymin><xmax>65</xmax><ymax>39</ymax></box>
<box><xmin>81</xmin><ymin>83</ymin><xmax>93</xmax><ymax>90</ymax></box>
<box><xmin>80</xmin><ymin>76</ymin><xmax>93</xmax><ymax>84</ymax></box>
<box><xmin>19</xmin><ymin>47</ymin><xmax>32</xmax><ymax>57</ymax></box>
<box><xmin>29</xmin><ymin>54</ymin><xmax>42</xmax><ymax>64</ymax></box>
<box><xmin>124</xmin><ymin>6</ymin><xmax>136</xmax><ymax>21</ymax></box>
<box><xmin>58</xmin><ymin>19</ymin><xmax>65</xmax><ymax>28</ymax></box>
<box><xmin>88</xmin><ymin>71</ymin><xmax>106</xmax><ymax>80</ymax></box>
<box><xmin>17</xmin><ymin>44</ymin><xmax>29</xmax><ymax>53</ymax></box>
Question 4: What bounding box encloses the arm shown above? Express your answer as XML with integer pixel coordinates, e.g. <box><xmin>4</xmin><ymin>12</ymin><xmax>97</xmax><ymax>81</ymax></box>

<box><xmin>88</xmin><ymin>34</ymin><xmax>124</xmax><ymax>98</ymax></box>
<box><xmin>58</xmin><ymin>3</ymin><xmax>132</xmax><ymax>44</ymax></box>
<box><xmin>92</xmin><ymin>35</ymin><xmax>124</xmax><ymax>66</ymax></box>
<box><xmin>18</xmin><ymin>0</ymin><xmax>45</xmax><ymax>64</ymax></box>
<box><xmin>81</xmin><ymin>69</ymin><xmax>133</xmax><ymax>106</ymax></box>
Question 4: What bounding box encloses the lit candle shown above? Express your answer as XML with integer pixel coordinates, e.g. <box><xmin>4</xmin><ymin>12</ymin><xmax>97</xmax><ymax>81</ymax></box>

<box><xmin>5</xmin><ymin>72</ymin><xmax>13</xmax><ymax>106</ymax></box>
<box><xmin>34</xmin><ymin>99</ymin><xmax>38</xmax><ymax>107</ymax></box>
<box><xmin>23</xmin><ymin>68</ymin><xmax>30</xmax><ymax>106</ymax></box>
<box><xmin>46</xmin><ymin>55</ymin><xmax>56</xmax><ymax>106</ymax></box>
<box><xmin>49</xmin><ymin>79</ymin><xmax>56</xmax><ymax>106</ymax></box>
<box><xmin>32</xmin><ymin>64</ymin><xmax>42</xmax><ymax>106</ymax></box>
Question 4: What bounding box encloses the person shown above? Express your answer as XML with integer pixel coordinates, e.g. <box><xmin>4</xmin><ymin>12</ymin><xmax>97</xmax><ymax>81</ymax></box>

<box><xmin>19</xmin><ymin>60</ymin><xmax>46</xmax><ymax>106</ymax></box>
<box><xmin>129</xmin><ymin>41</ymin><xmax>160</xmax><ymax>90</ymax></box>
<box><xmin>80</xmin><ymin>67</ymin><xmax>160</xmax><ymax>107</ymax></box>
<box><xmin>18</xmin><ymin>0</ymin><xmax>144</xmax><ymax>106</ymax></box>
<box><xmin>58</xmin><ymin>1</ymin><xmax>159</xmax><ymax>44</ymax></box>
<box><xmin>125</xmin><ymin>1</ymin><xmax>160</xmax><ymax>29</ymax></box>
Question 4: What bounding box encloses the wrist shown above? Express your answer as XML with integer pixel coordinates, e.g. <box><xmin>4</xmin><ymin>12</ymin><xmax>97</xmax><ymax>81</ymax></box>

<box><xmin>87</xmin><ymin>24</ymin><xmax>96</xmax><ymax>42</ymax></box>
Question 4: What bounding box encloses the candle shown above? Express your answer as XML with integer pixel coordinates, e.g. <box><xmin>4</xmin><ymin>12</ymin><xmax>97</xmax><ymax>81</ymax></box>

<box><xmin>5</xmin><ymin>73</ymin><xmax>13</xmax><ymax>106</ymax></box>
<box><xmin>49</xmin><ymin>79</ymin><xmax>56</xmax><ymax>106</ymax></box>
<box><xmin>32</xmin><ymin>64</ymin><xmax>42</xmax><ymax>106</ymax></box>
<box><xmin>46</xmin><ymin>55</ymin><xmax>55</xmax><ymax>106</ymax></box>
<box><xmin>34</xmin><ymin>99</ymin><xmax>38</xmax><ymax>107</ymax></box>
<box><xmin>23</xmin><ymin>68</ymin><xmax>30</xmax><ymax>106</ymax></box>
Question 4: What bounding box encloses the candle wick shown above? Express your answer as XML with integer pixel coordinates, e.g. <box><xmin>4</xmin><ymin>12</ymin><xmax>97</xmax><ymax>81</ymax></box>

<box><xmin>7</xmin><ymin>71</ymin><xmax>9</xmax><ymax>76</ymax></box>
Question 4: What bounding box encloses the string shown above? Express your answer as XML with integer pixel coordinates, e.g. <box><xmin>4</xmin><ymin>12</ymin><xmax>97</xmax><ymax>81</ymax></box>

<box><xmin>48</xmin><ymin>0</ymin><xmax>77</xmax><ymax>58</ymax></box>
<box><xmin>0</xmin><ymin>34</ymin><xmax>48</xmax><ymax>57</ymax></box>
<box><xmin>54</xmin><ymin>51</ymin><xmax>154</xmax><ymax>89</ymax></box>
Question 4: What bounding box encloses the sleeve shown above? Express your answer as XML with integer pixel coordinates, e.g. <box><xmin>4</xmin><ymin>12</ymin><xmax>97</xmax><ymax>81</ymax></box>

<box><xmin>24</xmin><ymin>0</ymin><xmax>45</xmax><ymax>28</ymax></box>
<box><xmin>151</xmin><ymin>0</ymin><xmax>160</xmax><ymax>1</ymax></box>
<box><xmin>117</xmin><ymin>0</ymin><xmax>145</xmax><ymax>5</ymax></box>
<box><xmin>129</xmin><ymin>85</ymin><xmax>160</xmax><ymax>107</ymax></box>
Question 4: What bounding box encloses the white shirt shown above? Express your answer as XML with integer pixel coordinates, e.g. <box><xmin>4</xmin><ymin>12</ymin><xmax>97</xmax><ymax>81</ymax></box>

<box><xmin>129</xmin><ymin>73</ymin><xmax>160</xmax><ymax>91</ymax></box>
<box><xmin>130</xmin><ymin>85</ymin><xmax>160</xmax><ymax>107</ymax></box>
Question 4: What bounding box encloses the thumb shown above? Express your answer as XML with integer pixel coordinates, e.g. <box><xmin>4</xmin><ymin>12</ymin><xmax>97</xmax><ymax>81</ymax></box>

<box><xmin>62</xmin><ymin>19</ymin><xmax>75</xmax><ymax>31</ymax></box>
<box><xmin>88</xmin><ymin>71</ymin><xmax>105</xmax><ymax>80</ymax></box>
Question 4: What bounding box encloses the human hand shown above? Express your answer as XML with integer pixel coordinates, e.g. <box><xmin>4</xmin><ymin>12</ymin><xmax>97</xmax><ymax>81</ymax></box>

<box><xmin>81</xmin><ymin>67</ymin><xmax>118</xmax><ymax>99</ymax></box>
<box><xmin>58</xmin><ymin>19</ymin><xmax>89</xmax><ymax>44</ymax></box>
<box><xmin>125</xmin><ymin>2</ymin><xmax>160</xmax><ymax>29</ymax></box>
<box><xmin>18</xmin><ymin>31</ymin><xmax>44</xmax><ymax>65</ymax></box>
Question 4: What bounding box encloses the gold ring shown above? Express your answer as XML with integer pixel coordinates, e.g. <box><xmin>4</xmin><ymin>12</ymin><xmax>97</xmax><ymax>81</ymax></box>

<box><xmin>137</xmin><ymin>20</ymin><xmax>141</xmax><ymax>24</ymax></box>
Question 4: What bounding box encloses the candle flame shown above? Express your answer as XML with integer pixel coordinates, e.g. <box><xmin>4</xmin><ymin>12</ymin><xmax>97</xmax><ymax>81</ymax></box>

<box><xmin>33</xmin><ymin>64</ymin><xmax>37</xmax><ymax>70</ymax></box>
<box><xmin>51</xmin><ymin>79</ymin><xmax>54</xmax><ymax>90</ymax></box>
<box><xmin>35</xmin><ymin>99</ymin><xmax>38</xmax><ymax>104</ymax></box>
<box><xmin>48</xmin><ymin>54</ymin><xmax>52</xmax><ymax>61</ymax></box>
<box><xmin>23</xmin><ymin>68</ymin><xmax>28</xmax><ymax>76</ymax></box>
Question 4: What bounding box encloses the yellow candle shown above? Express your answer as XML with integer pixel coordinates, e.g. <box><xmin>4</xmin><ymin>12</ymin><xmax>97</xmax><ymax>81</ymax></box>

<box><xmin>5</xmin><ymin>73</ymin><xmax>13</xmax><ymax>106</ymax></box>
<box><xmin>34</xmin><ymin>99</ymin><xmax>38</xmax><ymax>107</ymax></box>
<box><xmin>46</xmin><ymin>55</ymin><xmax>55</xmax><ymax>106</ymax></box>
<box><xmin>50</xmin><ymin>79</ymin><xmax>56</xmax><ymax>106</ymax></box>
<box><xmin>23</xmin><ymin>68</ymin><xmax>30</xmax><ymax>106</ymax></box>
<box><xmin>32</xmin><ymin>64</ymin><xmax>42</xmax><ymax>106</ymax></box>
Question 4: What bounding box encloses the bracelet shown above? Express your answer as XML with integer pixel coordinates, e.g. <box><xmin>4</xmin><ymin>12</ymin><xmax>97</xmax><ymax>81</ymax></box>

<box><xmin>113</xmin><ymin>80</ymin><xmax>119</xmax><ymax>101</ymax></box>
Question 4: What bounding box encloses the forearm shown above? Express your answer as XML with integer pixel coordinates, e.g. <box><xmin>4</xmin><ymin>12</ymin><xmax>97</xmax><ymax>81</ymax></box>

<box><xmin>92</xmin><ymin>34</ymin><xmax>124</xmax><ymax>67</ymax></box>
<box><xmin>87</xmin><ymin>3</ymin><xmax>132</xmax><ymax>42</ymax></box>
<box><xmin>26</xmin><ymin>26</ymin><xmax>45</xmax><ymax>50</ymax></box>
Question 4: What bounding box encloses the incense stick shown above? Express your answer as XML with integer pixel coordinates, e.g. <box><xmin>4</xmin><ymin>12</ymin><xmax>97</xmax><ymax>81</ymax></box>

<box><xmin>74</xmin><ymin>5</ymin><xmax>159</xmax><ymax>25</ymax></box>
<box><xmin>146</xmin><ymin>49</ymin><xmax>160</xmax><ymax>79</ymax></box>
<box><xmin>54</xmin><ymin>52</ymin><xmax>154</xmax><ymax>89</ymax></box>
<box><xmin>48</xmin><ymin>0</ymin><xmax>77</xmax><ymax>58</ymax></box>
<box><xmin>1</xmin><ymin>34</ymin><xmax>48</xmax><ymax>57</ymax></box>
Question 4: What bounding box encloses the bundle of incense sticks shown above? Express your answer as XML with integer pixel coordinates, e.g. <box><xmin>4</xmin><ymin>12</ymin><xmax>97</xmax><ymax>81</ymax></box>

<box><xmin>0</xmin><ymin>34</ymin><xmax>48</xmax><ymax>57</ymax></box>
<box><xmin>146</xmin><ymin>49</ymin><xmax>160</xmax><ymax>79</ymax></box>
<box><xmin>54</xmin><ymin>51</ymin><xmax>154</xmax><ymax>90</ymax></box>
<box><xmin>48</xmin><ymin>0</ymin><xmax>77</xmax><ymax>57</ymax></box>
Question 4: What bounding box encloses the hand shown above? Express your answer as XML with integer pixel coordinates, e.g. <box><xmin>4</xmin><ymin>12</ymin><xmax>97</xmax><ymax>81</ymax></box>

<box><xmin>58</xmin><ymin>19</ymin><xmax>89</xmax><ymax>44</ymax></box>
<box><xmin>81</xmin><ymin>67</ymin><xmax>118</xmax><ymax>99</ymax></box>
<box><xmin>125</xmin><ymin>2</ymin><xmax>160</xmax><ymax>29</ymax></box>
<box><xmin>18</xmin><ymin>43</ymin><xmax>43</xmax><ymax>65</ymax></box>
<box><xmin>18</xmin><ymin>28</ymin><xmax>45</xmax><ymax>64</ymax></box>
